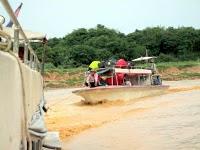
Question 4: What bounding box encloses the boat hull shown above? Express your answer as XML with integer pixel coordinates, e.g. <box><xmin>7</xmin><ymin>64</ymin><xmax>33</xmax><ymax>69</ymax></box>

<box><xmin>73</xmin><ymin>85</ymin><xmax>169</xmax><ymax>104</ymax></box>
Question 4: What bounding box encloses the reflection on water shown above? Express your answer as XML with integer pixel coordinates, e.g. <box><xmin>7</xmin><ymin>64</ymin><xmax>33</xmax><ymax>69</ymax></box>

<box><xmin>63</xmin><ymin>90</ymin><xmax>200</xmax><ymax>150</ymax></box>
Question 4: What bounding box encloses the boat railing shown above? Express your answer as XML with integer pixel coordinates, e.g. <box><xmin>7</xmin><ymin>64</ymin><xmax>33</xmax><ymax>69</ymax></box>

<box><xmin>126</xmin><ymin>65</ymin><xmax>150</xmax><ymax>70</ymax></box>
<box><xmin>0</xmin><ymin>0</ymin><xmax>41</xmax><ymax>72</ymax></box>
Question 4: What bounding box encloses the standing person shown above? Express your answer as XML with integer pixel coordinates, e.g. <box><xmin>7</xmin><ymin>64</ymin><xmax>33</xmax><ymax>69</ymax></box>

<box><xmin>150</xmin><ymin>59</ymin><xmax>157</xmax><ymax>74</ymax></box>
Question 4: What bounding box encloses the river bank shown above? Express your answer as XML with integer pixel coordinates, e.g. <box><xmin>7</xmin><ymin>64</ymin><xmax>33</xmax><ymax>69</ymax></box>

<box><xmin>44</xmin><ymin>80</ymin><xmax>200</xmax><ymax>149</ymax></box>
<box><xmin>44</xmin><ymin>62</ymin><xmax>200</xmax><ymax>88</ymax></box>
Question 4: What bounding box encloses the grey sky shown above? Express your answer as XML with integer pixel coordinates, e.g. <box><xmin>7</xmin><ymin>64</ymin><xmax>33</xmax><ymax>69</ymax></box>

<box><xmin>0</xmin><ymin>0</ymin><xmax>200</xmax><ymax>38</ymax></box>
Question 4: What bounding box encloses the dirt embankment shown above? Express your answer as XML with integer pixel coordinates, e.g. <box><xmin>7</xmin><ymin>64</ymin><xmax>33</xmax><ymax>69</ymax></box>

<box><xmin>44</xmin><ymin>71</ymin><xmax>84</xmax><ymax>88</ymax></box>
<box><xmin>159</xmin><ymin>66</ymin><xmax>200</xmax><ymax>80</ymax></box>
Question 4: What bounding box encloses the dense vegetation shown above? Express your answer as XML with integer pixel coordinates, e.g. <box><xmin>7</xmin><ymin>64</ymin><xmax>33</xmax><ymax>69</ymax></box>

<box><xmin>32</xmin><ymin>25</ymin><xmax>200</xmax><ymax>68</ymax></box>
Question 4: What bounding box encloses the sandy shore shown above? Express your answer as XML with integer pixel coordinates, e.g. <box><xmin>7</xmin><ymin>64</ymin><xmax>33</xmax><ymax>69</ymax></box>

<box><xmin>44</xmin><ymin>80</ymin><xmax>200</xmax><ymax>149</ymax></box>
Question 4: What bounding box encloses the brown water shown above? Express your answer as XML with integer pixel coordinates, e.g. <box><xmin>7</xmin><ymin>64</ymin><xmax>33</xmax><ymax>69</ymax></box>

<box><xmin>45</xmin><ymin>80</ymin><xmax>200</xmax><ymax>150</ymax></box>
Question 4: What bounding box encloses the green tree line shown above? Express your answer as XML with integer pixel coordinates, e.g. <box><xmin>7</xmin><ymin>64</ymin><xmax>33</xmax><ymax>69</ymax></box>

<box><xmin>32</xmin><ymin>24</ymin><xmax>200</xmax><ymax>68</ymax></box>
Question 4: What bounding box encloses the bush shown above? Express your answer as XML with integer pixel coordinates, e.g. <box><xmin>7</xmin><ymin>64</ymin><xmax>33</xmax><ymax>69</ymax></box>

<box><xmin>44</xmin><ymin>63</ymin><xmax>56</xmax><ymax>70</ymax></box>
<box><xmin>157</xmin><ymin>53</ymin><xmax>178</xmax><ymax>62</ymax></box>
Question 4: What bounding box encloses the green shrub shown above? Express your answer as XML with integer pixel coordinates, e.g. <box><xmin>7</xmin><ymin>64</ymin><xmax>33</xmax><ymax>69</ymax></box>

<box><xmin>44</xmin><ymin>63</ymin><xmax>56</xmax><ymax>70</ymax></box>
<box><xmin>157</xmin><ymin>53</ymin><xmax>178</xmax><ymax>62</ymax></box>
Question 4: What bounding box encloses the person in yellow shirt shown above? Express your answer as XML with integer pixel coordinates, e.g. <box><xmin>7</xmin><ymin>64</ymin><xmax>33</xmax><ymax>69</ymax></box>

<box><xmin>88</xmin><ymin>61</ymin><xmax>101</xmax><ymax>71</ymax></box>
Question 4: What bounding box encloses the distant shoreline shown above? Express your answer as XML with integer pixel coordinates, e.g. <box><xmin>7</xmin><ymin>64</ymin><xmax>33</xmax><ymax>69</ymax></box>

<box><xmin>43</xmin><ymin>61</ymin><xmax>200</xmax><ymax>89</ymax></box>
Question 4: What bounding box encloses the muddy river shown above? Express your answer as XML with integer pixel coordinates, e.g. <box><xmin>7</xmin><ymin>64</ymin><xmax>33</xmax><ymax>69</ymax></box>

<box><xmin>45</xmin><ymin>80</ymin><xmax>200</xmax><ymax>150</ymax></box>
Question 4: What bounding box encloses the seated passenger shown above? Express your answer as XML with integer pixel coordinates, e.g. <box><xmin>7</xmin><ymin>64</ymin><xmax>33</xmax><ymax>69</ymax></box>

<box><xmin>98</xmin><ymin>76</ymin><xmax>107</xmax><ymax>86</ymax></box>
<box><xmin>85</xmin><ymin>70</ymin><xmax>98</xmax><ymax>88</ymax></box>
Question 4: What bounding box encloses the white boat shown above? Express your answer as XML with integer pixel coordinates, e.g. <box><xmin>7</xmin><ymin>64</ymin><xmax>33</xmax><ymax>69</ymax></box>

<box><xmin>73</xmin><ymin>58</ymin><xmax>169</xmax><ymax>104</ymax></box>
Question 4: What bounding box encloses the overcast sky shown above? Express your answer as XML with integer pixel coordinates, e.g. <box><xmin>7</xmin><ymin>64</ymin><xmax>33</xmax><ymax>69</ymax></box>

<box><xmin>0</xmin><ymin>0</ymin><xmax>200</xmax><ymax>38</ymax></box>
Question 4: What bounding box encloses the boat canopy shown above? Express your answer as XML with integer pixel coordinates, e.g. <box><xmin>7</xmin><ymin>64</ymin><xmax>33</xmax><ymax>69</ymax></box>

<box><xmin>2</xmin><ymin>26</ymin><xmax>45</xmax><ymax>41</ymax></box>
<box><xmin>132</xmin><ymin>56</ymin><xmax>157</xmax><ymax>62</ymax></box>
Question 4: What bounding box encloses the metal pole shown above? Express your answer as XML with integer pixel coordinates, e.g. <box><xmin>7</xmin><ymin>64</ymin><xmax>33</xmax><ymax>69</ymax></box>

<box><xmin>145</xmin><ymin>48</ymin><xmax>148</xmax><ymax>57</ymax></box>
<box><xmin>34</xmin><ymin>56</ymin><xmax>37</xmax><ymax>70</ymax></box>
<box><xmin>24</xmin><ymin>43</ymin><xmax>28</xmax><ymax>64</ymax></box>
<box><xmin>138</xmin><ymin>75</ymin><xmax>140</xmax><ymax>85</ymax></box>
<box><xmin>41</xmin><ymin>43</ymin><xmax>46</xmax><ymax>76</ymax></box>
<box><xmin>111</xmin><ymin>67</ymin><xmax>114</xmax><ymax>86</ymax></box>
<box><xmin>13</xmin><ymin>26</ymin><xmax>19</xmax><ymax>54</ymax></box>
<box><xmin>30</xmin><ymin>53</ymin><xmax>33</xmax><ymax>68</ymax></box>
<box><xmin>32</xmin><ymin>55</ymin><xmax>35</xmax><ymax>69</ymax></box>
<box><xmin>116</xmin><ymin>73</ymin><xmax>118</xmax><ymax>86</ymax></box>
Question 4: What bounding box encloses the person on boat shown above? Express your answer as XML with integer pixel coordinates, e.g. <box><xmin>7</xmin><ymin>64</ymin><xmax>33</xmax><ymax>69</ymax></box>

<box><xmin>115</xmin><ymin>58</ymin><xmax>128</xmax><ymax>68</ymax></box>
<box><xmin>128</xmin><ymin>61</ymin><xmax>134</xmax><ymax>69</ymax></box>
<box><xmin>86</xmin><ymin>60</ymin><xmax>109</xmax><ymax>87</ymax></box>
<box><xmin>99</xmin><ymin>60</ymin><xmax>106</xmax><ymax>68</ymax></box>
<box><xmin>88</xmin><ymin>61</ymin><xmax>101</xmax><ymax>71</ymax></box>
<box><xmin>85</xmin><ymin>70</ymin><xmax>99</xmax><ymax>88</ymax></box>
<box><xmin>150</xmin><ymin>59</ymin><xmax>157</xmax><ymax>74</ymax></box>
<box><xmin>115</xmin><ymin>59</ymin><xmax>129</xmax><ymax>85</ymax></box>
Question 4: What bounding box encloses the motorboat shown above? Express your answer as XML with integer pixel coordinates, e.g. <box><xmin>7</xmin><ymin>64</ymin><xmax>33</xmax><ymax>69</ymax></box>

<box><xmin>73</xmin><ymin>58</ymin><xmax>169</xmax><ymax>104</ymax></box>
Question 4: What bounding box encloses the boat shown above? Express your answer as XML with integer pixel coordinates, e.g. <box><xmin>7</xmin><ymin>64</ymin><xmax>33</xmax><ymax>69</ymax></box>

<box><xmin>0</xmin><ymin>1</ymin><xmax>61</xmax><ymax>149</ymax></box>
<box><xmin>73</xmin><ymin>57</ymin><xmax>169</xmax><ymax>104</ymax></box>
